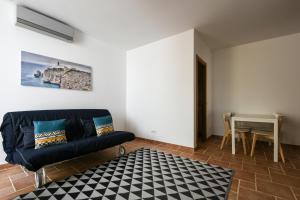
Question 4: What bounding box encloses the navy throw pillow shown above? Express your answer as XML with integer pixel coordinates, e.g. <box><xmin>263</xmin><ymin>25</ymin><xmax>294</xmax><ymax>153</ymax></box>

<box><xmin>81</xmin><ymin>119</ymin><xmax>97</xmax><ymax>138</ymax></box>
<box><xmin>20</xmin><ymin>126</ymin><xmax>35</xmax><ymax>149</ymax></box>
<box><xmin>65</xmin><ymin>118</ymin><xmax>79</xmax><ymax>141</ymax></box>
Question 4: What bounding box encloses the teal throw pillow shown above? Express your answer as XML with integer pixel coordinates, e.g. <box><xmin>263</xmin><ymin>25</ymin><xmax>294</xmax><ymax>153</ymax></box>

<box><xmin>93</xmin><ymin>116</ymin><xmax>114</xmax><ymax>136</ymax></box>
<box><xmin>33</xmin><ymin>119</ymin><xmax>67</xmax><ymax>149</ymax></box>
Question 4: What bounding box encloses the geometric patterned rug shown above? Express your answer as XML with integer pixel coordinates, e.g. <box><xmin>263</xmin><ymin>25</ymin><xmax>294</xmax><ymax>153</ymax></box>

<box><xmin>16</xmin><ymin>148</ymin><xmax>234</xmax><ymax>200</ymax></box>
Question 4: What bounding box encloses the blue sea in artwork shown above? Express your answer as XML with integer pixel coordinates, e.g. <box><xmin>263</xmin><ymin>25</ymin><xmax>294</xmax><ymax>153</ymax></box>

<box><xmin>21</xmin><ymin>61</ymin><xmax>60</xmax><ymax>88</ymax></box>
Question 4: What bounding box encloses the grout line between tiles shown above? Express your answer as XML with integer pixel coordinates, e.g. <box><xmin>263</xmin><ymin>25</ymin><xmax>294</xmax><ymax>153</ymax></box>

<box><xmin>21</xmin><ymin>166</ymin><xmax>28</xmax><ymax>176</ymax></box>
<box><xmin>290</xmin><ymin>186</ymin><xmax>298</xmax><ymax>200</ymax></box>
<box><xmin>236</xmin><ymin>179</ymin><xmax>240</xmax><ymax>200</ymax></box>
<box><xmin>254</xmin><ymin>173</ymin><xmax>257</xmax><ymax>191</ymax></box>
<box><xmin>8</xmin><ymin>176</ymin><xmax>16</xmax><ymax>192</ymax></box>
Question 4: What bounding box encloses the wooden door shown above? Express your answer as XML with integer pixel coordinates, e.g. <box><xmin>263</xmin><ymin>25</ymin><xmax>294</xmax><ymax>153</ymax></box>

<box><xmin>196</xmin><ymin>55</ymin><xmax>207</xmax><ymax>144</ymax></box>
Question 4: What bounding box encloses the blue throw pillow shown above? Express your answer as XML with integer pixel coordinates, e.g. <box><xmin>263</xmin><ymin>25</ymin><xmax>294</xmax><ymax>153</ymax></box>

<box><xmin>93</xmin><ymin>116</ymin><xmax>114</xmax><ymax>136</ymax></box>
<box><xmin>33</xmin><ymin>119</ymin><xmax>67</xmax><ymax>149</ymax></box>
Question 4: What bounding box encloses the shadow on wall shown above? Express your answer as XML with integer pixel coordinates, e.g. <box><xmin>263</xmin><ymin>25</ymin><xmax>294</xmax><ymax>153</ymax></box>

<box><xmin>212</xmin><ymin>50</ymin><xmax>236</xmax><ymax>135</ymax></box>
<box><xmin>125</xmin><ymin>119</ymin><xmax>138</xmax><ymax>136</ymax></box>
<box><xmin>281</xmin><ymin>116</ymin><xmax>300</xmax><ymax>145</ymax></box>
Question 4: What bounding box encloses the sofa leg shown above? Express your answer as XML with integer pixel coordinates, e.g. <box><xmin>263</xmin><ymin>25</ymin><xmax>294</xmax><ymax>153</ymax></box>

<box><xmin>119</xmin><ymin>145</ymin><xmax>126</xmax><ymax>156</ymax></box>
<box><xmin>35</xmin><ymin>168</ymin><xmax>46</xmax><ymax>188</ymax></box>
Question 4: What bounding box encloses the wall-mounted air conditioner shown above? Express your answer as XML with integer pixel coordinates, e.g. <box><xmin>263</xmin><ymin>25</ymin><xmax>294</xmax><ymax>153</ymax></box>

<box><xmin>16</xmin><ymin>5</ymin><xmax>75</xmax><ymax>42</ymax></box>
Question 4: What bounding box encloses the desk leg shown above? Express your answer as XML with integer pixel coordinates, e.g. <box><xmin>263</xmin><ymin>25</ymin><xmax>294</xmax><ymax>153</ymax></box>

<box><xmin>232</xmin><ymin>119</ymin><xmax>235</xmax><ymax>154</ymax></box>
<box><xmin>274</xmin><ymin>120</ymin><xmax>279</xmax><ymax>162</ymax></box>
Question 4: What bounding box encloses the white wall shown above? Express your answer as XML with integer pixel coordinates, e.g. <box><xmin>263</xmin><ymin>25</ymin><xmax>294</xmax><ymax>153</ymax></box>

<box><xmin>0</xmin><ymin>1</ymin><xmax>126</xmax><ymax>163</ymax></box>
<box><xmin>194</xmin><ymin>30</ymin><xmax>213</xmax><ymax>146</ymax></box>
<box><xmin>212</xmin><ymin>33</ymin><xmax>300</xmax><ymax>145</ymax></box>
<box><xmin>126</xmin><ymin>30</ymin><xmax>195</xmax><ymax>147</ymax></box>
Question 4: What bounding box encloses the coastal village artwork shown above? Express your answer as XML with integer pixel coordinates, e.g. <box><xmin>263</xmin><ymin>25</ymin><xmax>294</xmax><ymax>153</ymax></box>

<box><xmin>21</xmin><ymin>51</ymin><xmax>92</xmax><ymax>91</ymax></box>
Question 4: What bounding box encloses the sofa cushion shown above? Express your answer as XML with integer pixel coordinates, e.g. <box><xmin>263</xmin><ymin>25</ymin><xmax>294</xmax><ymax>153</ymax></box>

<box><xmin>81</xmin><ymin>119</ymin><xmax>96</xmax><ymax>138</ymax></box>
<box><xmin>14</xmin><ymin>131</ymin><xmax>135</xmax><ymax>171</ymax></box>
<box><xmin>20</xmin><ymin>126</ymin><xmax>34</xmax><ymax>149</ymax></box>
<box><xmin>93</xmin><ymin>116</ymin><xmax>114</xmax><ymax>136</ymax></box>
<box><xmin>74</xmin><ymin>131</ymin><xmax>134</xmax><ymax>156</ymax></box>
<box><xmin>33</xmin><ymin>119</ymin><xmax>67</xmax><ymax>149</ymax></box>
<box><xmin>65</xmin><ymin>118</ymin><xmax>82</xmax><ymax>141</ymax></box>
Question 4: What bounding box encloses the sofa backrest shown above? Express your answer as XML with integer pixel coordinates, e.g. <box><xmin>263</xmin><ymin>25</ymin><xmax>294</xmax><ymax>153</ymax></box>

<box><xmin>0</xmin><ymin>109</ymin><xmax>111</xmax><ymax>161</ymax></box>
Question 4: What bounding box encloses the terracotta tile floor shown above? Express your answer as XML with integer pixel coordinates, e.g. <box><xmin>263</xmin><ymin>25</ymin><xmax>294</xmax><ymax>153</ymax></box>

<box><xmin>1</xmin><ymin>136</ymin><xmax>300</xmax><ymax>200</ymax></box>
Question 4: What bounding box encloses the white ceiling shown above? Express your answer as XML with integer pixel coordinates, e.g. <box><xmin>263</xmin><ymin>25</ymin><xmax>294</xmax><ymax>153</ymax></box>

<box><xmin>13</xmin><ymin>0</ymin><xmax>300</xmax><ymax>50</ymax></box>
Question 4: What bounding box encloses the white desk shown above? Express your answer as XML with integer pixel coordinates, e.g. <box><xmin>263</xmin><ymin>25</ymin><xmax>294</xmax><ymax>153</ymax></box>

<box><xmin>231</xmin><ymin>114</ymin><xmax>279</xmax><ymax>162</ymax></box>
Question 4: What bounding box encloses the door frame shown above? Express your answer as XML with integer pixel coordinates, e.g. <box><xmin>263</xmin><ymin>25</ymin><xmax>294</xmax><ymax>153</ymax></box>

<box><xmin>195</xmin><ymin>55</ymin><xmax>207</xmax><ymax>147</ymax></box>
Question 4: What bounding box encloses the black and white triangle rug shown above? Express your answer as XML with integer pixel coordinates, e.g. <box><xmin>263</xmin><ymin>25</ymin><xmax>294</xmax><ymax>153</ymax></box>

<box><xmin>17</xmin><ymin>148</ymin><xmax>234</xmax><ymax>200</ymax></box>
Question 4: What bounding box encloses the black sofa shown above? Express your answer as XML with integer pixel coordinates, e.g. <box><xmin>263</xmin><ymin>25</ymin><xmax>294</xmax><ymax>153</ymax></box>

<box><xmin>0</xmin><ymin>109</ymin><xmax>135</xmax><ymax>173</ymax></box>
